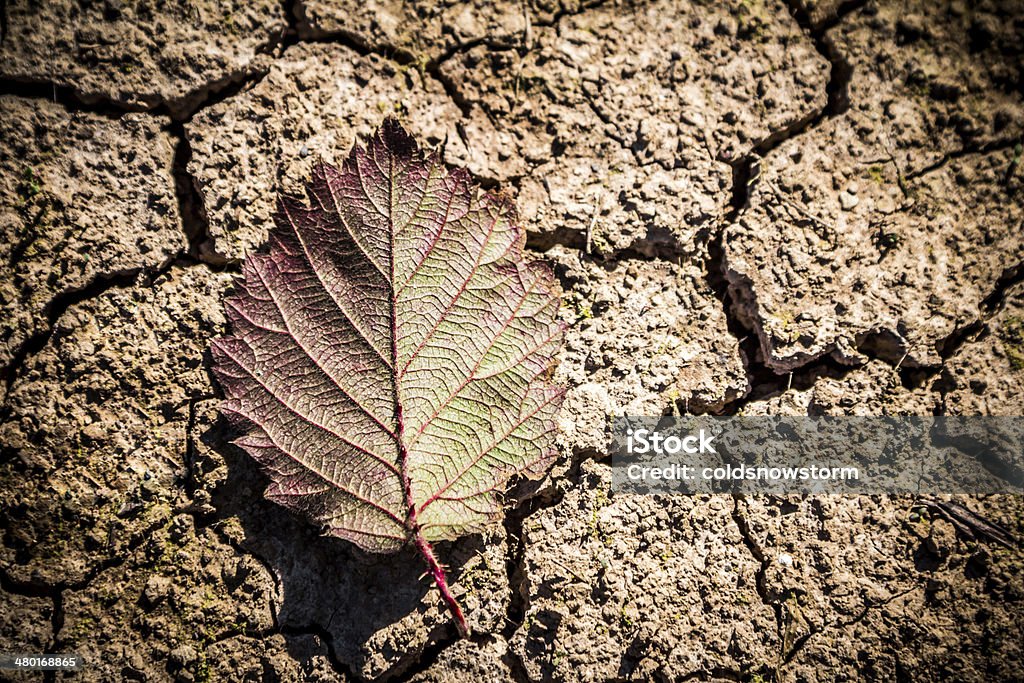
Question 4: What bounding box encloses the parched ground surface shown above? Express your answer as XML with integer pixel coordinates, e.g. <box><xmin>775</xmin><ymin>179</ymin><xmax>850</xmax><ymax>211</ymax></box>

<box><xmin>1</xmin><ymin>0</ymin><xmax>1023</xmax><ymax>681</ymax></box>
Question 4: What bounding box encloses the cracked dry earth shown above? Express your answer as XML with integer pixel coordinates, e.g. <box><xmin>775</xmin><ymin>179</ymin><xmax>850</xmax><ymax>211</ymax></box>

<box><xmin>1</xmin><ymin>0</ymin><xmax>1023</xmax><ymax>681</ymax></box>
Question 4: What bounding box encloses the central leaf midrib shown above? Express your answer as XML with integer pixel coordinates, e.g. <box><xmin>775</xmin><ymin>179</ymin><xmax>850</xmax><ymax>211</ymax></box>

<box><xmin>382</xmin><ymin>142</ymin><xmax>419</xmax><ymax>538</ymax></box>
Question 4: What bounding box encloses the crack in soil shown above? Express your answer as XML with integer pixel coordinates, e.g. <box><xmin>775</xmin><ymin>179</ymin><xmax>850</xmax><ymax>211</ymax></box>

<box><xmin>381</xmin><ymin>624</ymin><xmax>464</xmax><ymax>682</ymax></box>
<box><xmin>980</xmin><ymin>258</ymin><xmax>1024</xmax><ymax>316</ymax></box>
<box><xmin>695</xmin><ymin>0</ymin><xmax>872</xmax><ymax>410</ymax></box>
<box><xmin>167</xmin><ymin>123</ymin><xmax>235</xmax><ymax>270</ymax></box>
<box><xmin>882</xmin><ymin>254</ymin><xmax>1024</xmax><ymax>393</ymax></box>
<box><xmin>199</xmin><ymin>617</ymin><xmax>359</xmax><ymax>681</ymax></box>
<box><xmin>369</xmin><ymin>453</ymin><xmax>590</xmax><ymax>683</ymax></box>
<box><xmin>289</xmin><ymin>0</ymin><xmax>414</xmax><ymax>62</ymax></box>
<box><xmin>0</xmin><ymin>65</ymin><xmax>272</xmax><ymax>124</ymax></box>
<box><xmin>0</xmin><ymin>512</ymin><xmax>172</xmax><ymax>660</ymax></box>
<box><xmin>421</xmin><ymin>0</ymin><xmax>615</xmax><ymax>113</ymax></box>
<box><xmin>780</xmin><ymin>586</ymin><xmax>919</xmax><ymax>669</ymax></box>
<box><xmin>380</xmin><ymin>467</ymin><xmax>576</xmax><ymax>683</ymax></box>
<box><xmin>729</xmin><ymin>495</ymin><xmax>784</xmax><ymax>681</ymax></box>
<box><xmin>890</xmin><ymin>255</ymin><xmax>1024</xmax><ymax>393</ymax></box>
<box><xmin>47</xmin><ymin>591</ymin><xmax>63</xmax><ymax>658</ymax></box>
<box><xmin>278</xmin><ymin>623</ymin><xmax>360</xmax><ymax>681</ymax></box>
<box><xmin>905</xmin><ymin>135</ymin><xmax>1024</xmax><ymax>180</ymax></box>
<box><xmin>724</xmin><ymin>0</ymin><xmax>866</xmax><ymax>215</ymax></box>
<box><xmin>279</xmin><ymin>0</ymin><xmax>299</xmax><ymax>45</ymax></box>
<box><xmin>181</xmin><ymin>398</ymin><xmax>205</xmax><ymax>506</ymax></box>
<box><xmin>498</xmin><ymin>483</ymin><xmax>567</xmax><ymax>683</ymax></box>
<box><xmin>784</xmin><ymin>0</ymin><xmax>863</xmax><ymax>119</ymax></box>
<box><xmin>0</xmin><ymin>268</ymin><xmax>143</xmax><ymax>404</ymax></box>
<box><xmin>0</xmin><ymin>79</ymin><xmax>128</xmax><ymax>118</ymax></box>
<box><xmin>68</xmin><ymin>517</ymin><xmax>173</xmax><ymax>597</ymax></box>
<box><xmin>425</xmin><ymin>60</ymin><xmax>476</xmax><ymax>119</ymax></box>
<box><xmin>702</xmin><ymin>224</ymin><xmax>869</xmax><ymax>413</ymax></box>
<box><xmin>203</xmin><ymin>522</ymin><xmax>283</xmax><ymax>628</ymax></box>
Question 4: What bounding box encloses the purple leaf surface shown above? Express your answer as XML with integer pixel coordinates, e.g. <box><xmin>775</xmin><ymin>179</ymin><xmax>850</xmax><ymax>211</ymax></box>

<box><xmin>210</xmin><ymin>118</ymin><xmax>565</xmax><ymax>636</ymax></box>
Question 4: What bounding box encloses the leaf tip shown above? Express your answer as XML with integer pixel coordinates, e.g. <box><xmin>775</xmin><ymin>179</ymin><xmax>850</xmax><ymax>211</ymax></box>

<box><xmin>377</xmin><ymin>115</ymin><xmax>418</xmax><ymax>158</ymax></box>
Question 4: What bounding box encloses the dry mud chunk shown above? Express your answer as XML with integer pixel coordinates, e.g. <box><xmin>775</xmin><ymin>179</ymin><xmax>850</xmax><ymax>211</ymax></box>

<box><xmin>740</xmin><ymin>286</ymin><xmax>1024</xmax><ymax>416</ymax></box>
<box><xmin>832</xmin><ymin>0</ymin><xmax>1024</xmax><ymax>173</ymax></box>
<box><xmin>726</xmin><ymin>141</ymin><xmax>1024</xmax><ymax>372</ymax></box>
<box><xmin>510</xmin><ymin>461</ymin><xmax>777</xmax><ymax>681</ymax></box>
<box><xmin>0</xmin><ymin>96</ymin><xmax>183</xmax><ymax>373</ymax></box>
<box><xmin>0</xmin><ymin>0</ymin><xmax>285</xmax><ymax>117</ymax></box>
<box><xmin>723</xmin><ymin>0</ymin><xmax>1024</xmax><ymax>374</ymax></box>
<box><xmin>295</xmin><ymin>0</ymin><xmax>577</xmax><ymax>57</ymax></box>
<box><xmin>552</xmin><ymin>247</ymin><xmax>747</xmax><ymax>429</ymax></box>
<box><xmin>440</xmin><ymin>0</ymin><xmax>828</xmax><ymax>253</ymax></box>
<box><xmin>0</xmin><ymin>267</ymin><xmax>234</xmax><ymax>587</ymax></box>
<box><xmin>59</xmin><ymin>521</ymin><xmax>278</xmax><ymax>682</ymax></box>
<box><xmin>408</xmin><ymin>636</ymin><xmax>510</xmax><ymax>682</ymax></box>
<box><xmin>205</xmin><ymin>634</ymin><xmax>345</xmax><ymax>682</ymax></box>
<box><xmin>940</xmin><ymin>283</ymin><xmax>1024</xmax><ymax>415</ymax></box>
<box><xmin>738</xmin><ymin>494</ymin><xmax>1024</xmax><ymax>682</ymax></box>
<box><xmin>0</xmin><ymin>592</ymin><xmax>53</xmax><ymax>659</ymax></box>
<box><xmin>798</xmin><ymin>0</ymin><xmax>846</xmax><ymax>28</ymax></box>
<box><xmin>740</xmin><ymin>292</ymin><xmax>1024</xmax><ymax>415</ymax></box>
<box><xmin>805</xmin><ymin>362</ymin><xmax>939</xmax><ymax>415</ymax></box>
<box><xmin>739</xmin><ymin>360</ymin><xmax>941</xmax><ymax>416</ymax></box>
<box><xmin>740</xmin><ymin>360</ymin><xmax>939</xmax><ymax>416</ymax></box>
<box><xmin>186</xmin><ymin>43</ymin><xmax>465</xmax><ymax>262</ymax></box>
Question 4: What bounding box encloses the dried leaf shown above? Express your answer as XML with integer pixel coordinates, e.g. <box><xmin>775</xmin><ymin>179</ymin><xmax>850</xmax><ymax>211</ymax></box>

<box><xmin>210</xmin><ymin>118</ymin><xmax>565</xmax><ymax>635</ymax></box>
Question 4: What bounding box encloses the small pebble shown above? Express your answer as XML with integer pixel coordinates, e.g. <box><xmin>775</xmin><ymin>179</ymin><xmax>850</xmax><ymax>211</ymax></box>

<box><xmin>839</xmin><ymin>191</ymin><xmax>859</xmax><ymax>211</ymax></box>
